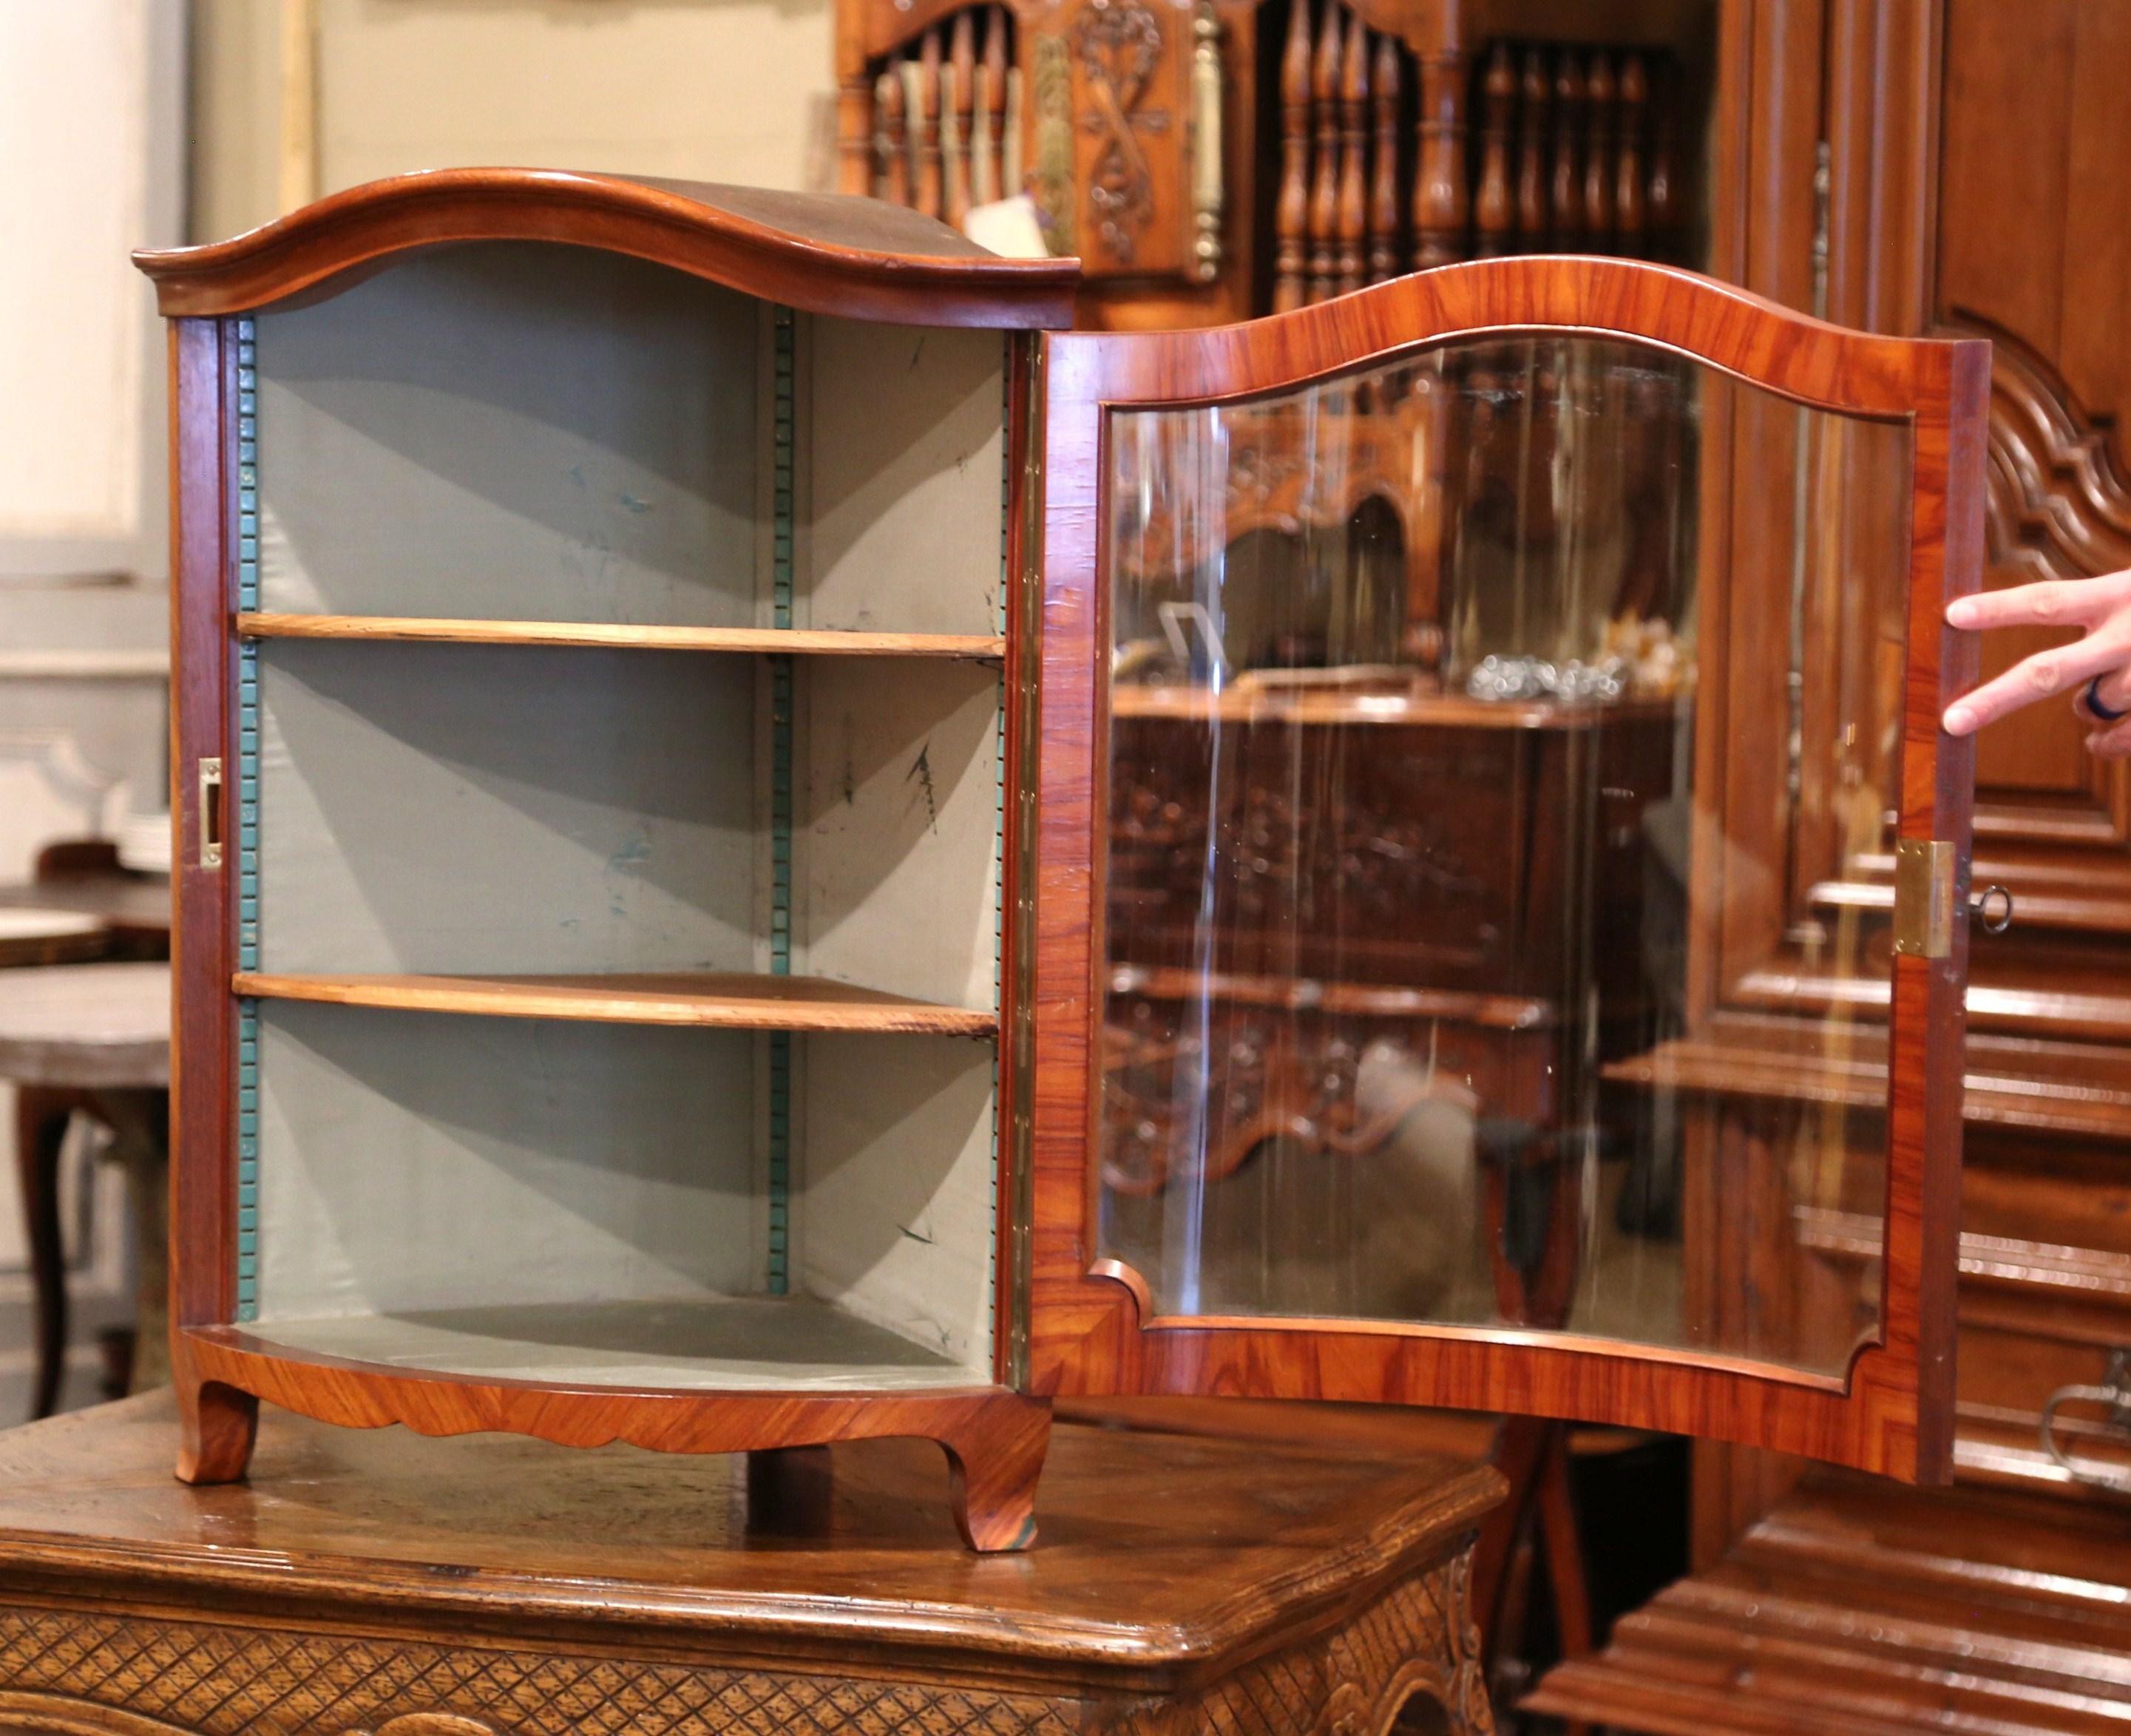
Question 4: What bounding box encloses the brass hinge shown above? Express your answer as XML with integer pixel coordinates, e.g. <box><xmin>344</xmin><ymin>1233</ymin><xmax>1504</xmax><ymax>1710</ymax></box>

<box><xmin>1891</xmin><ymin>838</ymin><xmax>1956</xmax><ymax>958</ymax></box>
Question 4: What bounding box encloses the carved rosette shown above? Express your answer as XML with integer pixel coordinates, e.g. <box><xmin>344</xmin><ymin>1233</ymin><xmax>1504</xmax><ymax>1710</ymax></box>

<box><xmin>1072</xmin><ymin>0</ymin><xmax>1171</xmax><ymax>265</ymax></box>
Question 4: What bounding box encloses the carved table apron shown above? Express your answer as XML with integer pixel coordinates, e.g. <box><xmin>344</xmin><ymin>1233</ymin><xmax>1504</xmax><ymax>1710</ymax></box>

<box><xmin>0</xmin><ymin>1393</ymin><xmax>1501</xmax><ymax>1736</ymax></box>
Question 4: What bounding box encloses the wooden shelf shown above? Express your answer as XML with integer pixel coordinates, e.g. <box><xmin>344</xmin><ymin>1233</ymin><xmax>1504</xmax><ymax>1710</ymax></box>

<box><xmin>1111</xmin><ymin>683</ymin><xmax>1678</xmax><ymax>730</ymax></box>
<box><xmin>223</xmin><ymin>1295</ymin><xmax>975</xmax><ymax>1391</ymax></box>
<box><xmin>233</xmin><ymin>970</ymin><xmax>997</xmax><ymax>1036</ymax></box>
<box><xmin>237</xmin><ymin>613</ymin><xmax>1006</xmax><ymax>661</ymax></box>
<box><xmin>1108</xmin><ymin>963</ymin><xmax>1558</xmax><ymax>1030</ymax></box>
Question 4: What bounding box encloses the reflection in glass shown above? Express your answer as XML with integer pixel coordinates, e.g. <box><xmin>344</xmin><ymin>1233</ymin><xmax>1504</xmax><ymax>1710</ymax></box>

<box><xmin>1099</xmin><ymin>336</ymin><xmax>1911</xmax><ymax>1378</ymax></box>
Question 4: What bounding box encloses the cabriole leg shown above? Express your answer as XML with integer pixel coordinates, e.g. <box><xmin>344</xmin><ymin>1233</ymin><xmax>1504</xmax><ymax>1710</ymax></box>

<box><xmin>938</xmin><ymin>1394</ymin><xmax>1051</xmax><ymax>1552</ymax></box>
<box><xmin>175</xmin><ymin>1372</ymin><xmax>257</xmax><ymax>1485</ymax></box>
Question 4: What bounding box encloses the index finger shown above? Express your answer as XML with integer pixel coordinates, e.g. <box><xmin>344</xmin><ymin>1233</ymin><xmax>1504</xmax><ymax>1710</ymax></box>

<box><xmin>1943</xmin><ymin>631</ymin><xmax>2131</xmax><ymax>735</ymax></box>
<box><xmin>1946</xmin><ymin>576</ymin><xmax>2125</xmax><ymax>632</ymax></box>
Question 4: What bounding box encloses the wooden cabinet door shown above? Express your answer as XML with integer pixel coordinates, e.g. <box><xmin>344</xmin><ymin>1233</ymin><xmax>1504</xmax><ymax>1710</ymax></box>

<box><xmin>1023</xmin><ymin>255</ymin><xmax>1990</xmax><ymax>1480</ymax></box>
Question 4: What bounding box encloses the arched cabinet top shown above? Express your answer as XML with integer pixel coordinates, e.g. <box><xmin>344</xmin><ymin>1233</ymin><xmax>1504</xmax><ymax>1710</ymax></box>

<box><xmin>133</xmin><ymin>168</ymin><xmax>1082</xmax><ymax>328</ymax></box>
<box><xmin>1050</xmin><ymin>254</ymin><xmax>1991</xmax><ymax>422</ymax></box>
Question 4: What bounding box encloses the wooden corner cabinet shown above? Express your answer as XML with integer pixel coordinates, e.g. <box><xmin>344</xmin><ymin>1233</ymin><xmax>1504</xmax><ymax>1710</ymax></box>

<box><xmin>139</xmin><ymin>170</ymin><xmax>1986</xmax><ymax>1551</ymax></box>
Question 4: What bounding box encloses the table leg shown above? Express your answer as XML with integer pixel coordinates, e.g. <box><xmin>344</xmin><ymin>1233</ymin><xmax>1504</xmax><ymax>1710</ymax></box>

<box><xmin>94</xmin><ymin>1089</ymin><xmax>169</xmax><ymax>1394</ymax></box>
<box><xmin>14</xmin><ymin>1088</ymin><xmax>74</xmax><ymax>1421</ymax></box>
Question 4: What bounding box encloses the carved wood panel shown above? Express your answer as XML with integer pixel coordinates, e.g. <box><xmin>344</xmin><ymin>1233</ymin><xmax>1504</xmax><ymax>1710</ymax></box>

<box><xmin>0</xmin><ymin>1550</ymin><xmax>1487</xmax><ymax>1736</ymax></box>
<box><xmin>836</xmin><ymin>0</ymin><xmax>1708</xmax><ymax>327</ymax></box>
<box><xmin>1939</xmin><ymin>1</ymin><xmax>2131</xmax><ymax>850</ymax></box>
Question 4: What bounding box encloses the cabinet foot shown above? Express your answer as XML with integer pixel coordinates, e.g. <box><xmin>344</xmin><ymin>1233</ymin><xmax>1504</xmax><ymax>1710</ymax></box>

<box><xmin>175</xmin><ymin>1374</ymin><xmax>257</xmax><ymax>1485</ymax></box>
<box><xmin>938</xmin><ymin>1394</ymin><xmax>1050</xmax><ymax>1552</ymax></box>
<box><xmin>746</xmin><ymin>1444</ymin><xmax>835</xmax><ymax>1534</ymax></box>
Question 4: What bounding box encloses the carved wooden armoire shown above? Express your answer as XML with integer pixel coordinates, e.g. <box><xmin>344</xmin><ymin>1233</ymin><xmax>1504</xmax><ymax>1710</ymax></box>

<box><xmin>1519</xmin><ymin>4</ymin><xmax>2131</xmax><ymax>1730</ymax></box>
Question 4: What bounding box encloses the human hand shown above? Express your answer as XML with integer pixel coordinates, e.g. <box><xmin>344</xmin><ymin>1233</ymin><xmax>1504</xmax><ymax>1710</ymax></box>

<box><xmin>1941</xmin><ymin>572</ymin><xmax>2131</xmax><ymax>755</ymax></box>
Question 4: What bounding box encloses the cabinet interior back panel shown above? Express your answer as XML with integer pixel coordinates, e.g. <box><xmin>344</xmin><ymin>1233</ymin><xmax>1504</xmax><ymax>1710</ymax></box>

<box><xmin>254</xmin><ymin>641</ymin><xmax>758</xmax><ymax>976</ymax></box>
<box><xmin>794</xmin><ymin>1031</ymin><xmax>996</xmax><ymax>1381</ymax></box>
<box><xmin>254</xmin><ymin>1002</ymin><xmax>763</xmax><ymax>1320</ymax></box>
<box><xmin>254</xmin><ymin>244</ymin><xmax>761</xmax><ymax>626</ymax></box>
<box><xmin>802</xmin><ymin>319</ymin><xmax>1005</xmax><ymax>637</ymax></box>
<box><xmin>796</xmin><ymin>656</ymin><xmax>1001</xmax><ymax>1009</ymax></box>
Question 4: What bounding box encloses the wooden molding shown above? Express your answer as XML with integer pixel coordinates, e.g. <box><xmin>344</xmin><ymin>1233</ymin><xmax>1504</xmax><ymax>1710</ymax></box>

<box><xmin>133</xmin><ymin>169</ymin><xmax>1080</xmax><ymax>326</ymax></box>
<box><xmin>1943</xmin><ymin>311</ymin><xmax>2131</xmax><ymax>579</ymax></box>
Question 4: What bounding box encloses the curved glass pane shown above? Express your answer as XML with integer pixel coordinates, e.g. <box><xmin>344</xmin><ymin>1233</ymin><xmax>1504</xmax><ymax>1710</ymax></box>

<box><xmin>1099</xmin><ymin>334</ymin><xmax>1912</xmax><ymax>1378</ymax></box>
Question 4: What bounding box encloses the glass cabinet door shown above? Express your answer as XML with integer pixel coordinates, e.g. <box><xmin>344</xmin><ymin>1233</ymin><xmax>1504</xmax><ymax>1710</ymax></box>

<box><xmin>1026</xmin><ymin>260</ymin><xmax>1988</xmax><ymax>1480</ymax></box>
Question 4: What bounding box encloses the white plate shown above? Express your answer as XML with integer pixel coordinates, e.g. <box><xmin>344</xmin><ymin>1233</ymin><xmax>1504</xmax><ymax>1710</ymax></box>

<box><xmin>0</xmin><ymin>909</ymin><xmax>102</xmax><ymax>941</ymax></box>
<box><xmin>116</xmin><ymin>813</ymin><xmax>173</xmax><ymax>875</ymax></box>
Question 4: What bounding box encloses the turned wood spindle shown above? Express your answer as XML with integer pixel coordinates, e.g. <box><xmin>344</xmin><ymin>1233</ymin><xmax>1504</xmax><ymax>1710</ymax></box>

<box><xmin>1516</xmin><ymin>49</ymin><xmax>1549</xmax><ymax>247</ymax></box>
<box><xmin>976</xmin><ymin>7</ymin><xmax>1010</xmax><ymax>206</ymax></box>
<box><xmin>1549</xmin><ymin>52</ymin><xmax>1584</xmax><ymax>249</ymax></box>
<box><xmin>1474</xmin><ymin>42</ymin><xmax>1517</xmax><ymax>257</ymax></box>
<box><xmin>914</xmin><ymin>28</ymin><xmax>945</xmax><ymax>220</ymax></box>
<box><xmin>1614</xmin><ymin>52</ymin><xmax>1648</xmax><ymax>257</ymax></box>
<box><xmin>1309</xmin><ymin>1</ymin><xmax>1344</xmax><ymax>302</ymax></box>
<box><xmin>969</xmin><ymin>58</ymin><xmax>995</xmax><ymax>208</ymax></box>
<box><xmin>1273</xmin><ymin>0</ymin><xmax>1314</xmax><ymax>311</ymax></box>
<box><xmin>1413</xmin><ymin>51</ymin><xmax>1470</xmax><ymax>268</ymax></box>
<box><xmin>838</xmin><ymin>75</ymin><xmax>876</xmax><ymax>197</ymax></box>
<box><xmin>1646</xmin><ymin>56</ymin><xmax>1679</xmax><ymax>261</ymax></box>
<box><xmin>1337</xmin><ymin>11</ymin><xmax>1369</xmax><ymax>294</ymax></box>
<box><xmin>876</xmin><ymin>64</ymin><xmax>911</xmax><ymax>206</ymax></box>
<box><xmin>1582</xmin><ymin>51</ymin><xmax>1616</xmax><ymax>248</ymax></box>
<box><xmin>1369</xmin><ymin>33</ymin><xmax>1402</xmax><ymax>282</ymax></box>
<box><xmin>944</xmin><ymin>10</ymin><xmax>977</xmax><ymax>227</ymax></box>
<box><xmin>1002</xmin><ymin>56</ymin><xmax>1024</xmax><ymax>194</ymax></box>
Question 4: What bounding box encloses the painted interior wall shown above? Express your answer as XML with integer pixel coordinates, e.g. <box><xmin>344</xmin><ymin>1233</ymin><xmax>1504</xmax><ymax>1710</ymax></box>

<box><xmin>190</xmin><ymin>0</ymin><xmax>840</xmax><ymax>245</ymax></box>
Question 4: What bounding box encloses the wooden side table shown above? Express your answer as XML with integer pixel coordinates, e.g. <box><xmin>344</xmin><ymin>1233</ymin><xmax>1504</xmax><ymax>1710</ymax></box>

<box><xmin>0</xmin><ymin>963</ymin><xmax>171</xmax><ymax>1416</ymax></box>
<box><xmin>0</xmin><ymin>1392</ymin><xmax>1501</xmax><ymax>1736</ymax></box>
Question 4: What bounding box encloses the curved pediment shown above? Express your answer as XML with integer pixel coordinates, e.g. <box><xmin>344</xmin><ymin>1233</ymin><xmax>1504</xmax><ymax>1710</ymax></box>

<box><xmin>133</xmin><ymin>169</ymin><xmax>1079</xmax><ymax>328</ymax></box>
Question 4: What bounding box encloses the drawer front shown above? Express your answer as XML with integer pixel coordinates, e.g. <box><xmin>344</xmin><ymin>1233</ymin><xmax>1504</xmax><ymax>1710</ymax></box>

<box><xmin>0</xmin><ymin>1556</ymin><xmax>1488</xmax><ymax>1736</ymax></box>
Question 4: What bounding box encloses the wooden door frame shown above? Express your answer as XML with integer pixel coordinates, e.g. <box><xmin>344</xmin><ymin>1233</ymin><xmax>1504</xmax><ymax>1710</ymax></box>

<box><xmin>1027</xmin><ymin>254</ymin><xmax>1988</xmax><ymax>1480</ymax></box>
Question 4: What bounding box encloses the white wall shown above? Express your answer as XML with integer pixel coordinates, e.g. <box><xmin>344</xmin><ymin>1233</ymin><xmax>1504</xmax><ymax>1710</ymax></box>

<box><xmin>0</xmin><ymin>0</ymin><xmax>183</xmax><ymax>1286</ymax></box>
<box><xmin>313</xmin><ymin>0</ymin><xmax>838</xmax><ymax>197</ymax></box>
<box><xmin>0</xmin><ymin>0</ymin><xmax>179</xmax><ymax>862</ymax></box>
<box><xmin>0</xmin><ymin>1</ymin><xmax>179</xmax><ymax>574</ymax></box>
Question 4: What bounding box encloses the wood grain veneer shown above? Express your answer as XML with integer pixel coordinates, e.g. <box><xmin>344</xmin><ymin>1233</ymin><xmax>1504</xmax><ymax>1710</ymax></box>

<box><xmin>238</xmin><ymin>614</ymin><xmax>1008</xmax><ymax>660</ymax></box>
<box><xmin>231</xmin><ymin>971</ymin><xmax>999</xmax><ymax>1036</ymax></box>
<box><xmin>132</xmin><ymin>169</ymin><xmax>1079</xmax><ymax>327</ymax></box>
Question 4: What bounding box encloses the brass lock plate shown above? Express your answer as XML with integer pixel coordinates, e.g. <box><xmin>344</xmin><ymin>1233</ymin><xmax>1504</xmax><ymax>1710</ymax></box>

<box><xmin>1891</xmin><ymin>838</ymin><xmax>1955</xmax><ymax>959</ymax></box>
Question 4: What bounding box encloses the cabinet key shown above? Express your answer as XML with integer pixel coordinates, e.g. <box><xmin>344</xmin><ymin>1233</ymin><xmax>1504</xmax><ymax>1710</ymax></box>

<box><xmin>1970</xmin><ymin>884</ymin><xmax>2013</xmax><ymax>935</ymax></box>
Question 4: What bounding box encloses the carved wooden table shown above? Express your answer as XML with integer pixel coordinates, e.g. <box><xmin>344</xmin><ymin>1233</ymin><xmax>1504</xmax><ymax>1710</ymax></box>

<box><xmin>0</xmin><ymin>1392</ymin><xmax>1501</xmax><ymax>1736</ymax></box>
<box><xmin>0</xmin><ymin>963</ymin><xmax>172</xmax><ymax>1415</ymax></box>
